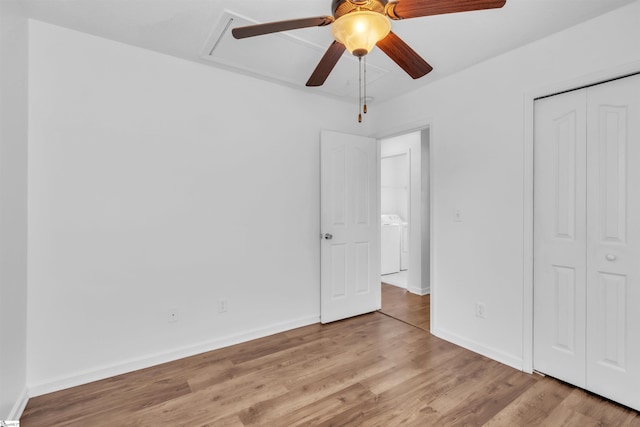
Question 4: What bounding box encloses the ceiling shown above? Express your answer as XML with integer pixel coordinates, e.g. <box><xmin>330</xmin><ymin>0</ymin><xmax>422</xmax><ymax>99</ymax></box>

<box><xmin>23</xmin><ymin>0</ymin><xmax>636</xmax><ymax>104</ymax></box>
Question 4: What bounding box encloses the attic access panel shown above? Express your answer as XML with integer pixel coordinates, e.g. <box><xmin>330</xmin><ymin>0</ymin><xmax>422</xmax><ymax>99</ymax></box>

<box><xmin>201</xmin><ymin>11</ymin><xmax>389</xmax><ymax>98</ymax></box>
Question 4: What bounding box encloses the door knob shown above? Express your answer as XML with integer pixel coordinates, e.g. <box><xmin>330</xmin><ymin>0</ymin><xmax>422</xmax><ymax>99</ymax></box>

<box><xmin>606</xmin><ymin>254</ymin><xmax>617</xmax><ymax>261</ymax></box>
<box><xmin>324</xmin><ymin>233</ymin><xmax>333</xmax><ymax>240</ymax></box>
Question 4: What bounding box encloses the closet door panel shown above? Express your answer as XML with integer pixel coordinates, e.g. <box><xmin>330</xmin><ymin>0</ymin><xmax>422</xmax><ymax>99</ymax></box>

<box><xmin>586</xmin><ymin>74</ymin><xmax>640</xmax><ymax>411</ymax></box>
<box><xmin>533</xmin><ymin>89</ymin><xmax>587</xmax><ymax>388</ymax></box>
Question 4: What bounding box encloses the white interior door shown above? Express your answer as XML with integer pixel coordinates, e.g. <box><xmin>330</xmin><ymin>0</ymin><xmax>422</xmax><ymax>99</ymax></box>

<box><xmin>533</xmin><ymin>89</ymin><xmax>588</xmax><ymax>388</ymax></box>
<box><xmin>585</xmin><ymin>74</ymin><xmax>640</xmax><ymax>410</ymax></box>
<box><xmin>320</xmin><ymin>130</ymin><xmax>380</xmax><ymax>323</ymax></box>
<box><xmin>534</xmin><ymin>74</ymin><xmax>640</xmax><ymax>411</ymax></box>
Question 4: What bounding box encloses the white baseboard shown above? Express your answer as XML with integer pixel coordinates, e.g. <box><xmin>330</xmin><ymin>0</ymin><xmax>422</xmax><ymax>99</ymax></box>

<box><xmin>407</xmin><ymin>285</ymin><xmax>430</xmax><ymax>296</ymax></box>
<box><xmin>28</xmin><ymin>315</ymin><xmax>319</xmax><ymax>397</ymax></box>
<box><xmin>431</xmin><ymin>326</ymin><xmax>523</xmax><ymax>371</ymax></box>
<box><xmin>8</xmin><ymin>387</ymin><xmax>29</xmax><ymax>420</ymax></box>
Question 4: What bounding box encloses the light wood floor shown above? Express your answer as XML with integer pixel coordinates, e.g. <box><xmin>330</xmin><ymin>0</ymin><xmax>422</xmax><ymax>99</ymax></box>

<box><xmin>380</xmin><ymin>282</ymin><xmax>430</xmax><ymax>331</ymax></box>
<box><xmin>22</xmin><ymin>309</ymin><xmax>639</xmax><ymax>426</ymax></box>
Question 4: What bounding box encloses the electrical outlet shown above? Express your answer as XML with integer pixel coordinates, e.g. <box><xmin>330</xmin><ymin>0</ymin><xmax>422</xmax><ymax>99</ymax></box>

<box><xmin>168</xmin><ymin>309</ymin><xmax>179</xmax><ymax>323</ymax></box>
<box><xmin>218</xmin><ymin>299</ymin><xmax>228</xmax><ymax>314</ymax></box>
<box><xmin>475</xmin><ymin>302</ymin><xmax>486</xmax><ymax>319</ymax></box>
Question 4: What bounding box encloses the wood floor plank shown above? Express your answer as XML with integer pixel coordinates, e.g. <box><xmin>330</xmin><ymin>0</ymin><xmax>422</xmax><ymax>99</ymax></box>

<box><xmin>329</xmin><ymin>350</ymin><xmax>492</xmax><ymax>425</ymax></box>
<box><xmin>278</xmin><ymin>383</ymin><xmax>377</xmax><ymax>426</ymax></box>
<box><xmin>188</xmin><ymin>338</ymin><xmax>334</xmax><ymax>392</ymax></box>
<box><xmin>431</xmin><ymin>366</ymin><xmax>538</xmax><ymax>425</ymax></box>
<box><xmin>236</xmin><ymin>354</ymin><xmax>395</xmax><ymax>425</ymax></box>
<box><xmin>21</xmin><ymin>311</ymin><xmax>640</xmax><ymax>426</ymax></box>
<box><xmin>199</xmin><ymin>415</ymin><xmax>245</xmax><ymax>427</ymax></box>
<box><xmin>484</xmin><ymin>375</ymin><xmax>574</xmax><ymax>426</ymax></box>
<box><xmin>23</xmin><ymin>373</ymin><xmax>193</xmax><ymax>426</ymax></box>
<box><xmin>545</xmin><ymin>388</ymin><xmax>640</xmax><ymax>427</ymax></box>
<box><xmin>360</xmin><ymin>345</ymin><xmax>468</xmax><ymax>398</ymax></box>
<box><xmin>327</xmin><ymin>392</ymin><xmax>441</xmax><ymax>427</ymax></box>
<box><xmin>126</xmin><ymin>374</ymin><xmax>290</xmax><ymax>426</ymax></box>
<box><xmin>380</xmin><ymin>282</ymin><xmax>430</xmax><ymax>330</ymax></box>
<box><xmin>282</xmin><ymin>353</ymin><xmax>396</xmax><ymax>392</ymax></box>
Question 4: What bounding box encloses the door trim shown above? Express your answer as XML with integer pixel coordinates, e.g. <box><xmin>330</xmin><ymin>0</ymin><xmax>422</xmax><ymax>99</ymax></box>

<box><xmin>523</xmin><ymin>60</ymin><xmax>640</xmax><ymax>373</ymax></box>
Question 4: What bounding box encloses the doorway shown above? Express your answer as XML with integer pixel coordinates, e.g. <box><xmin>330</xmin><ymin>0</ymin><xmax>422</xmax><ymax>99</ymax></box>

<box><xmin>380</xmin><ymin>152</ymin><xmax>409</xmax><ymax>287</ymax></box>
<box><xmin>378</xmin><ymin>128</ymin><xmax>431</xmax><ymax>329</ymax></box>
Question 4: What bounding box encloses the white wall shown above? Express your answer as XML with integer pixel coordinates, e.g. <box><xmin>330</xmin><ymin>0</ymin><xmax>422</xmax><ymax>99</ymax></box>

<box><xmin>381</xmin><ymin>132</ymin><xmax>428</xmax><ymax>295</ymax></box>
<box><xmin>27</xmin><ymin>20</ymin><xmax>366</xmax><ymax>395</ymax></box>
<box><xmin>371</xmin><ymin>1</ymin><xmax>640</xmax><ymax>369</ymax></box>
<box><xmin>0</xmin><ymin>0</ymin><xmax>29</xmax><ymax>419</ymax></box>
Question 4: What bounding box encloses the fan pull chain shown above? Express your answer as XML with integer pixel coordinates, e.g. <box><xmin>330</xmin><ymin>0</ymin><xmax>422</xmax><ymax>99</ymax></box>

<box><xmin>358</xmin><ymin>56</ymin><xmax>363</xmax><ymax>123</ymax></box>
<box><xmin>363</xmin><ymin>56</ymin><xmax>367</xmax><ymax>114</ymax></box>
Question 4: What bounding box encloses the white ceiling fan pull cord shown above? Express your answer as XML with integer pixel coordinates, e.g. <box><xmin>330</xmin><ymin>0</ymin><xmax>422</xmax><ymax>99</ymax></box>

<box><xmin>358</xmin><ymin>56</ymin><xmax>363</xmax><ymax>123</ymax></box>
<box><xmin>364</xmin><ymin>55</ymin><xmax>368</xmax><ymax>115</ymax></box>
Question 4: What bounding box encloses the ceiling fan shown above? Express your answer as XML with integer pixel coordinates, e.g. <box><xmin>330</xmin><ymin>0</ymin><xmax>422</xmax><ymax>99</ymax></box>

<box><xmin>232</xmin><ymin>0</ymin><xmax>506</xmax><ymax>120</ymax></box>
<box><xmin>233</xmin><ymin>0</ymin><xmax>506</xmax><ymax>85</ymax></box>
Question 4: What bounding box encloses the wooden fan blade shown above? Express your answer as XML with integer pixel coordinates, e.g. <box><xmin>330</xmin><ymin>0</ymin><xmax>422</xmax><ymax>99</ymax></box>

<box><xmin>387</xmin><ymin>0</ymin><xmax>506</xmax><ymax>20</ymax></box>
<box><xmin>376</xmin><ymin>31</ymin><xmax>433</xmax><ymax>79</ymax></box>
<box><xmin>232</xmin><ymin>16</ymin><xmax>333</xmax><ymax>39</ymax></box>
<box><xmin>306</xmin><ymin>41</ymin><xmax>346</xmax><ymax>87</ymax></box>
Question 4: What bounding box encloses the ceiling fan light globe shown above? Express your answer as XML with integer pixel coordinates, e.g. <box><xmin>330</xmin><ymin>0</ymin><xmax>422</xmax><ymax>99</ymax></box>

<box><xmin>331</xmin><ymin>11</ymin><xmax>391</xmax><ymax>56</ymax></box>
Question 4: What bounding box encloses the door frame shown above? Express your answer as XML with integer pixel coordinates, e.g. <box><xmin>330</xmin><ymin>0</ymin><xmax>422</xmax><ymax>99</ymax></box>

<box><xmin>523</xmin><ymin>61</ymin><xmax>640</xmax><ymax>373</ymax></box>
<box><xmin>373</xmin><ymin>118</ymin><xmax>434</xmax><ymax>328</ymax></box>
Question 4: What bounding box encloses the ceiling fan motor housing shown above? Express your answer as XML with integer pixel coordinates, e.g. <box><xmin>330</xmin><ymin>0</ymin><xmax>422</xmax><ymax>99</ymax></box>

<box><xmin>332</xmin><ymin>0</ymin><xmax>388</xmax><ymax>18</ymax></box>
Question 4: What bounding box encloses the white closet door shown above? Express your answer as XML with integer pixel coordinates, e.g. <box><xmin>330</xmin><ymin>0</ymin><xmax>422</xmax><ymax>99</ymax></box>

<box><xmin>533</xmin><ymin>89</ymin><xmax>588</xmax><ymax>388</ymax></box>
<box><xmin>585</xmin><ymin>74</ymin><xmax>640</xmax><ymax>410</ymax></box>
<box><xmin>535</xmin><ymin>74</ymin><xmax>640</xmax><ymax>411</ymax></box>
